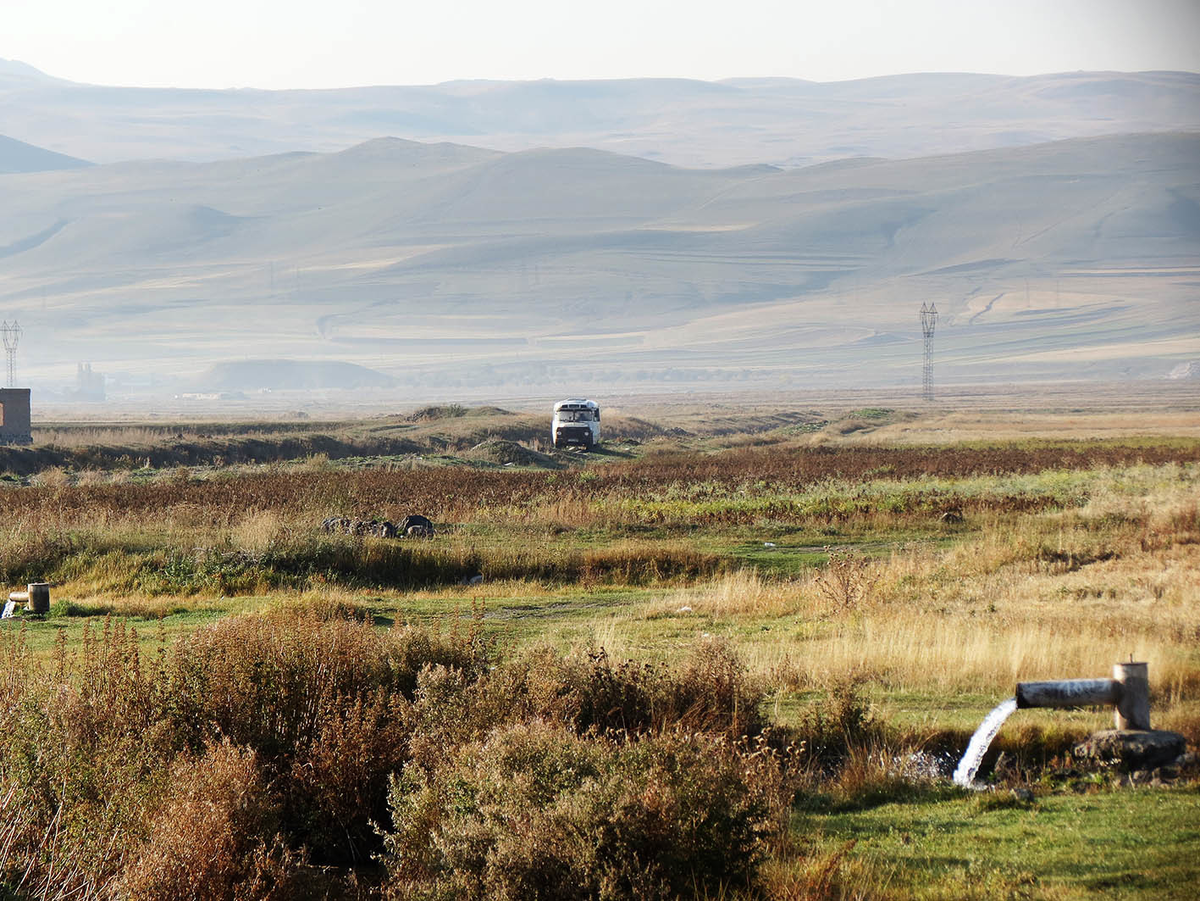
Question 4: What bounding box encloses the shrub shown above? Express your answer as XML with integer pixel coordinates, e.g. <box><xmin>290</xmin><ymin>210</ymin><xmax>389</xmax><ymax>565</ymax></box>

<box><xmin>167</xmin><ymin>608</ymin><xmax>490</xmax><ymax>861</ymax></box>
<box><xmin>814</xmin><ymin>549</ymin><xmax>878</xmax><ymax>612</ymax></box>
<box><xmin>794</xmin><ymin>678</ymin><xmax>883</xmax><ymax>769</ymax></box>
<box><xmin>0</xmin><ymin>619</ymin><xmax>176</xmax><ymax>899</ymax></box>
<box><xmin>120</xmin><ymin>740</ymin><xmax>305</xmax><ymax>901</ymax></box>
<box><xmin>382</xmin><ymin>721</ymin><xmax>787</xmax><ymax>901</ymax></box>
<box><xmin>562</xmin><ymin>639</ymin><xmax>765</xmax><ymax>739</ymax></box>
<box><xmin>0</xmin><ymin>611</ymin><xmax>783</xmax><ymax>893</ymax></box>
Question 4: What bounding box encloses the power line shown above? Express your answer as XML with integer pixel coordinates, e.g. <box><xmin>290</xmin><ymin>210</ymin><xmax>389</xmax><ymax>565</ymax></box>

<box><xmin>1</xmin><ymin>321</ymin><xmax>21</xmax><ymax>387</ymax></box>
<box><xmin>916</xmin><ymin>303</ymin><xmax>936</xmax><ymax>400</ymax></box>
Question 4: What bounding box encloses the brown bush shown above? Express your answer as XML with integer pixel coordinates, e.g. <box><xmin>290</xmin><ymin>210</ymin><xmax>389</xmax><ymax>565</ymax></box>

<box><xmin>558</xmin><ymin>638</ymin><xmax>765</xmax><ymax>739</ymax></box>
<box><xmin>168</xmin><ymin>608</ymin><xmax>490</xmax><ymax>861</ymax></box>
<box><xmin>121</xmin><ymin>741</ymin><xmax>305</xmax><ymax>901</ymax></box>
<box><xmin>383</xmin><ymin>721</ymin><xmax>788</xmax><ymax>901</ymax></box>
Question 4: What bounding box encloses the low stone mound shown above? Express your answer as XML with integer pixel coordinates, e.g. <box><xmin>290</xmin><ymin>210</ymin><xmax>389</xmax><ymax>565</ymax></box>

<box><xmin>406</xmin><ymin>404</ymin><xmax>468</xmax><ymax>422</ymax></box>
<box><xmin>463</xmin><ymin>438</ymin><xmax>555</xmax><ymax>467</ymax></box>
<box><xmin>321</xmin><ymin>516</ymin><xmax>398</xmax><ymax>539</ymax></box>
<box><xmin>1073</xmin><ymin>729</ymin><xmax>1187</xmax><ymax>771</ymax></box>
<box><xmin>399</xmin><ymin>514</ymin><xmax>435</xmax><ymax>538</ymax></box>
<box><xmin>322</xmin><ymin>514</ymin><xmax>437</xmax><ymax>539</ymax></box>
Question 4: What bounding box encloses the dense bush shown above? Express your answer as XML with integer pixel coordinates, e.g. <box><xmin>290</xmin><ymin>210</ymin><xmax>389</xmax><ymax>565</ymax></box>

<box><xmin>166</xmin><ymin>609</ymin><xmax>490</xmax><ymax>861</ymax></box>
<box><xmin>0</xmin><ymin>611</ymin><xmax>791</xmax><ymax>899</ymax></box>
<box><xmin>382</xmin><ymin>722</ymin><xmax>787</xmax><ymax>901</ymax></box>
<box><xmin>119</xmin><ymin>741</ymin><xmax>306</xmax><ymax>901</ymax></box>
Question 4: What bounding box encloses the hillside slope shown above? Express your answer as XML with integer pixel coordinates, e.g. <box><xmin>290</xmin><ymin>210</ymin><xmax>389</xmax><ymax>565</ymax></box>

<box><xmin>0</xmin><ymin>133</ymin><xmax>1196</xmax><ymax>395</ymax></box>
<box><xmin>2</xmin><ymin>59</ymin><xmax>1198</xmax><ymax>168</ymax></box>
<box><xmin>0</xmin><ymin>134</ymin><xmax>90</xmax><ymax>174</ymax></box>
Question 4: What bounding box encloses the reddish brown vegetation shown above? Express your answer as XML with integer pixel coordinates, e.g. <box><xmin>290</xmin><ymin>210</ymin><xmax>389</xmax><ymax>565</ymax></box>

<box><xmin>0</xmin><ymin>612</ymin><xmax>788</xmax><ymax>899</ymax></box>
<box><xmin>4</xmin><ymin>442</ymin><xmax>1195</xmax><ymax>525</ymax></box>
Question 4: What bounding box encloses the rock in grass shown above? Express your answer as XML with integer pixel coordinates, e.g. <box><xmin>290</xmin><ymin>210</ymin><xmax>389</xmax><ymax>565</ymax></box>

<box><xmin>321</xmin><ymin>516</ymin><xmax>400</xmax><ymax>538</ymax></box>
<box><xmin>400</xmin><ymin>514</ymin><xmax>435</xmax><ymax>538</ymax></box>
<box><xmin>1073</xmin><ymin>729</ymin><xmax>1186</xmax><ymax>771</ymax></box>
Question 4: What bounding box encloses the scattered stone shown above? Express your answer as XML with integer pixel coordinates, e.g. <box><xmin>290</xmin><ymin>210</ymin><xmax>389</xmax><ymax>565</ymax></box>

<box><xmin>1073</xmin><ymin>729</ymin><xmax>1186</xmax><ymax>772</ymax></box>
<box><xmin>1172</xmin><ymin>751</ymin><xmax>1199</xmax><ymax>776</ymax></box>
<box><xmin>401</xmin><ymin>514</ymin><xmax>435</xmax><ymax>538</ymax></box>
<box><xmin>322</xmin><ymin>516</ymin><xmax>352</xmax><ymax>534</ymax></box>
<box><xmin>322</xmin><ymin>514</ymin><xmax>437</xmax><ymax>539</ymax></box>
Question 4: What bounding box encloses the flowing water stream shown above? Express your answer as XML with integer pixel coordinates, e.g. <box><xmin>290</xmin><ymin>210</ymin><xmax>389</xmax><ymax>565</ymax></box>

<box><xmin>952</xmin><ymin>697</ymin><xmax>1018</xmax><ymax>787</ymax></box>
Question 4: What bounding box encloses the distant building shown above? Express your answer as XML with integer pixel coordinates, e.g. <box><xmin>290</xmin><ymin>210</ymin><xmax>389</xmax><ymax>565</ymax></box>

<box><xmin>0</xmin><ymin>388</ymin><xmax>32</xmax><ymax>445</ymax></box>
<box><xmin>73</xmin><ymin>362</ymin><xmax>106</xmax><ymax>401</ymax></box>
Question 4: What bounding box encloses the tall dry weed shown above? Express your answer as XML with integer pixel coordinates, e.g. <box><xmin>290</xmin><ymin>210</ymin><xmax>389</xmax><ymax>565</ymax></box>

<box><xmin>120</xmin><ymin>741</ymin><xmax>304</xmax><ymax>901</ymax></box>
<box><xmin>656</xmin><ymin>569</ymin><xmax>805</xmax><ymax>618</ymax></box>
<box><xmin>232</xmin><ymin>509</ymin><xmax>289</xmax><ymax>554</ymax></box>
<box><xmin>383</xmin><ymin>721</ymin><xmax>788</xmax><ymax>900</ymax></box>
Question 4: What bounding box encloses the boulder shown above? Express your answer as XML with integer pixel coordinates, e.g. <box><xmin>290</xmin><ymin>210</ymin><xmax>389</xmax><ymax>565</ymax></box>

<box><xmin>400</xmin><ymin>514</ymin><xmax>435</xmax><ymax>538</ymax></box>
<box><xmin>1073</xmin><ymin>729</ymin><xmax>1186</xmax><ymax>771</ymax></box>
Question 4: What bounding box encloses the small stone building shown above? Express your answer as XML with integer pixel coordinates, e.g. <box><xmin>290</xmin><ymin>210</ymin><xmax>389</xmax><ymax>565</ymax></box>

<box><xmin>0</xmin><ymin>389</ymin><xmax>32</xmax><ymax>445</ymax></box>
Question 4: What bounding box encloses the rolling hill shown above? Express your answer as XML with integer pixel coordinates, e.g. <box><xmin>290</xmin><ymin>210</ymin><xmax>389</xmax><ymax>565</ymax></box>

<box><xmin>0</xmin><ymin>131</ymin><xmax>1196</xmax><ymax>397</ymax></box>
<box><xmin>0</xmin><ymin>134</ymin><xmax>90</xmax><ymax>174</ymax></box>
<box><xmin>2</xmin><ymin>58</ymin><xmax>1198</xmax><ymax>168</ymax></box>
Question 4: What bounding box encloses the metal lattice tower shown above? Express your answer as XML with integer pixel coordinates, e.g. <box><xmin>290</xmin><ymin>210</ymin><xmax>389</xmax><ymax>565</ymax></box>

<box><xmin>1</xmin><ymin>321</ymin><xmax>20</xmax><ymax>388</ymax></box>
<box><xmin>920</xmin><ymin>303</ymin><xmax>938</xmax><ymax>401</ymax></box>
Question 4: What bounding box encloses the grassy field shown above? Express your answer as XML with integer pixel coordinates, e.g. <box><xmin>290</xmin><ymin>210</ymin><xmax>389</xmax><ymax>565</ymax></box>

<box><xmin>0</xmin><ymin>401</ymin><xmax>1196</xmax><ymax>899</ymax></box>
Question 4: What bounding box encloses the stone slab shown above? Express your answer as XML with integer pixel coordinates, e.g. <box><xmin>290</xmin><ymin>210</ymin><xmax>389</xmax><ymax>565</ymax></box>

<box><xmin>1074</xmin><ymin>729</ymin><xmax>1186</xmax><ymax>771</ymax></box>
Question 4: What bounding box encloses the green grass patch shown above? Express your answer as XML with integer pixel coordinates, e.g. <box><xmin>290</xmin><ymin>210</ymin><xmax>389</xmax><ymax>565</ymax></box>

<box><xmin>799</xmin><ymin>784</ymin><xmax>1200</xmax><ymax>900</ymax></box>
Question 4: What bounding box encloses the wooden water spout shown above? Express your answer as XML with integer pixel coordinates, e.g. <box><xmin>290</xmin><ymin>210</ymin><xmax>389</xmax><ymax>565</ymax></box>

<box><xmin>956</xmin><ymin>662</ymin><xmax>1182</xmax><ymax>786</ymax></box>
<box><xmin>1016</xmin><ymin>662</ymin><xmax>1150</xmax><ymax>731</ymax></box>
<box><xmin>7</xmin><ymin>582</ymin><xmax>50</xmax><ymax>615</ymax></box>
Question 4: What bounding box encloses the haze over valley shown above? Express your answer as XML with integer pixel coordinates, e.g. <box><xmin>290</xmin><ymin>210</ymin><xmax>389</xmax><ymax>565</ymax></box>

<box><xmin>1</xmin><ymin>60</ymin><xmax>1197</xmax><ymax>402</ymax></box>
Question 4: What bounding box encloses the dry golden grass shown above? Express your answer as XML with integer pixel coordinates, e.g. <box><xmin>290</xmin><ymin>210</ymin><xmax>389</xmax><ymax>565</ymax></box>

<box><xmin>232</xmin><ymin>510</ymin><xmax>289</xmax><ymax>555</ymax></box>
<box><xmin>861</xmin><ymin>410</ymin><xmax>1200</xmax><ymax>445</ymax></box>
<box><xmin>583</xmin><ymin>464</ymin><xmax>1200</xmax><ymax>730</ymax></box>
<box><xmin>642</xmin><ymin>570</ymin><xmax>813</xmax><ymax>618</ymax></box>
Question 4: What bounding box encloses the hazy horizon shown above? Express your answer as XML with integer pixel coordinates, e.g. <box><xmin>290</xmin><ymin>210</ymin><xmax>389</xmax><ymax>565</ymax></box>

<box><xmin>2</xmin><ymin>4</ymin><xmax>1198</xmax><ymax>406</ymax></box>
<box><xmin>3</xmin><ymin>0</ymin><xmax>1200</xmax><ymax>90</ymax></box>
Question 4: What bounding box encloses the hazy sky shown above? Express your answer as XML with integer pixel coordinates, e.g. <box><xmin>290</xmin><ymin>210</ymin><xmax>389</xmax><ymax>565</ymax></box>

<box><xmin>4</xmin><ymin>0</ymin><xmax>1199</xmax><ymax>89</ymax></box>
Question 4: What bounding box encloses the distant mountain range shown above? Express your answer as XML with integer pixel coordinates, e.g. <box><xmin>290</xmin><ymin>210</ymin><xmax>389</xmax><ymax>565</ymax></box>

<box><xmin>1</xmin><ymin>125</ymin><xmax>1196</xmax><ymax>396</ymax></box>
<box><xmin>1</xmin><ymin>60</ymin><xmax>1197</xmax><ymax>398</ymax></box>
<box><xmin>2</xmin><ymin>58</ymin><xmax>1198</xmax><ymax>168</ymax></box>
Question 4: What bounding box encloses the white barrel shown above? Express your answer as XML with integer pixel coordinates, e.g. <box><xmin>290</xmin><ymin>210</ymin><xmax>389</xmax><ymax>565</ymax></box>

<box><xmin>24</xmin><ymin>583</ymin><xmax>50</xmax><ymax>614</ymax></box>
